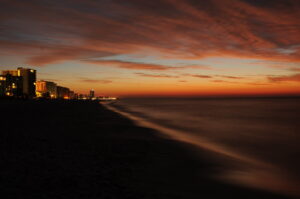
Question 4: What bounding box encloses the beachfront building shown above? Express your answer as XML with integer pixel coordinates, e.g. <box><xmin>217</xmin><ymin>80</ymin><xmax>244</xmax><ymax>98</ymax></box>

<box><xmin>36</xmin><ymin>80</ymin><xmax>57</xmax><ymax>98</ymax></box>
<box><xmin>57</xmin><ymin>86</ymin><xmax>70</xmax><ymax>99</ymax></box>
<box><xmin>1</xmin><ymin>68</ymin><xmax>36</xmax><ymax>98</ymax></box>
<box><xmin>0</xmin><ymin>67</ymin><xmax>81</xmax><ymax>100</ymax></box>
<box><xmin>73</xmin><ymin>93</ymin><xmax>79</xmax><ymax>100</ymax></box>
<box><xmin>69</xmin><ymin>90</ymin><xmax>75</xmax><ymax>99</ymax></box>
<box><xmin>2</xmin><ymin>74</ymin><xmax>23</xmax><ymax>97</ymax></box>
<box><xmin>0</xmin><ymin>75</ymin><xmax>5</xmax><ymax>96</ymax></box>
<box><xmin>0</xmin><ymin>74</ymin><xmax>22</xmax><ymax>97</ymax></box>
<box><xmin>17</xmin><ymin>68</ymin><xmax>36</xmax><ymax>98</ymax></box>
<box><xmin>89</xmin><ymin>89</ymin><xmax>95</xmax><ymax>99</ymax></box>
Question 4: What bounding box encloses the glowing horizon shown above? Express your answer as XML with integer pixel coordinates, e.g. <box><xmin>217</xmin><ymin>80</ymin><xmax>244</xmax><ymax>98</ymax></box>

<box><xmin>0</xmin><ymin>0</ymin><xmax>299</xmax><ymax>97</ymax></box>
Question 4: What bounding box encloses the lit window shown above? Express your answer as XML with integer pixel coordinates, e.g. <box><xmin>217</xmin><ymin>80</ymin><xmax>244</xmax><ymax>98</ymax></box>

<box><xmin>30</xmin><ymin>69</ymin><xmax>34</xmax><ymax>73</ymax></box>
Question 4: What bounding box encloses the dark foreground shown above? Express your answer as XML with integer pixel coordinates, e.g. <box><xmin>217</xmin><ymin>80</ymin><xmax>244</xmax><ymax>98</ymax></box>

<box><xmin>0</xmin><ymin>100</ymin><xmax>294</xmax><ymax>199</ymax></box>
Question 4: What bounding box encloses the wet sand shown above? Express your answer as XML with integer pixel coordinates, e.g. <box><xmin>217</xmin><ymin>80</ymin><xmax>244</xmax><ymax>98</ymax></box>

<box><xmin>0</xmin><ymin>100</ymin><xmax>294</xmax><ymax>198</ymax></box>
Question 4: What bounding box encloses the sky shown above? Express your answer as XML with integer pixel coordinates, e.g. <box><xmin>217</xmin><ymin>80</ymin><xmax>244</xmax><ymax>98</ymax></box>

<box><xmin>0</xmin><ymin>0</ymin><xmax>300</xmax><ymax>97</ymax></box>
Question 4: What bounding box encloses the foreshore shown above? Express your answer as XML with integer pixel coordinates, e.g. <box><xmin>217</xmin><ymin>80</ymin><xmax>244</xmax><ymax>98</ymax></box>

<box><xmin>0</xmin><ymin>100</ymin><xmax>293</xmax><ymax>199</ymax></box>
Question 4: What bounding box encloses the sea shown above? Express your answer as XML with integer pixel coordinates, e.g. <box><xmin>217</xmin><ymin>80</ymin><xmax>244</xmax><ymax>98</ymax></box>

<box><xmin>103</xmin><ymin>97</ymin><xmax>300</xmax><ymax>197</ymax></box>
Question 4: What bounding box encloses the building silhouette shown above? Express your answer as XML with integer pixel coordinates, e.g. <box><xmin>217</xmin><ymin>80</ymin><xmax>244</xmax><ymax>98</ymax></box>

<box><xmin>57</xmin><ymin>86</ymin><xmax>70</xmax><ymax>99</ymax></box>
<box><xmin>0</xmin><ymin>74</ymin><xmax>23</xmax><ymax>97</ymax></box>
<box><xmin>1</xmin><ymin>68</ymin><xmax>36</xmax><ymax>98</ymax></box>
<box><xmin>18</xmin><ymin>68</ymin><xmax>36</xmax><ymax>98</ymax></box>
<box><xmin>89</xmin><ymin>89</ymin><xmax>95</xmax><ymax>99</ymax></box>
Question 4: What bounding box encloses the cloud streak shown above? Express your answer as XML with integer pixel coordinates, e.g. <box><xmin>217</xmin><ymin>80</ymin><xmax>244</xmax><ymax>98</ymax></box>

<box><xmin>84</xmin><ymin>60</ymin><xmax>175</xmax><ymax>70</ymax></box>
<box><xmin>268</xmin><ymin>74</ymin><xmax>300</xmax><ymax>82</ymax></box>
<box><xmin>217</xmin><ymin>75</ymin><xmax>244</xmax><ymax>79</ymax></box>
<box><xmin>0</xmin><ymin>0</ymin><xmax>299</xmax><ymax>66</ymax></box>
<box><xmin>80</xmin><ymin>78</ymin><xmax>113</xmax><ymax>84</ymax></box>
<box><xmin>84</xmin><ymin>59</ymin><xmax>211</xmax><ymax>71</ymax></box>
<box><xmin>289</xmin><ymin>68</ymin><xmax>300</xmax><ymax>72</ymax></box>
<box><xmin>190</xmin><ymin>75</ymin><xmax>212</xmax><ymax>78</ymax></box>
<box><xmin>135</xmin><ymin>73</ymin><xmax>179</xmax><ymax>78</ymax></box>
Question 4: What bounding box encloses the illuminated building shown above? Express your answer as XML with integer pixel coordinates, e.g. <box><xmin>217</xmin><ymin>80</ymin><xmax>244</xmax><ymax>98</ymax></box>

<box><xmin>57</xmin><ymin>86</ymin><xmax>70</xmax><ymax>99</ymax></box>
<box><xmin>0</xmin><ymin>74</ymin><xmax>23</xmax><ymax>97</ymax></box>
<box><xmin>1</xmin><ymin>67</ymin><xmax>80</xmax><ymax>100</ymax></box>
<box><xmin>36</xmin><ymin>81</ymin><xmax>57</xmax><ymax>98</ymax></box>
<box><xmin>0</xmin><ymin>75</ymin><xmax>6</xmax><ymax>96</ymax></box>
<box><xmin>1</xmin><ymin>67</ymin><xmax>36</xmax><ymax>98</ymax></box>
<box><xmin>17</xmin><ymin>68</ymin><xmax>36</xmax><ymax>98</ymax></box>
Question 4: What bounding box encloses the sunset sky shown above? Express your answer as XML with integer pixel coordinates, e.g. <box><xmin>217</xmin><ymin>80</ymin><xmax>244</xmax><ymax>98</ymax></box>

<box><xmin>0</xmin><ymin>0</ymin><xmax>299</xmax><ymax>97</ymax></box>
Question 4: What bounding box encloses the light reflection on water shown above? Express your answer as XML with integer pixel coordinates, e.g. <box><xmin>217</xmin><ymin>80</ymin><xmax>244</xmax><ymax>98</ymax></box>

<box><xmin>103</xmin><ymin>97</ymin><xmax>300</xmax><ymax>197</ymax></box>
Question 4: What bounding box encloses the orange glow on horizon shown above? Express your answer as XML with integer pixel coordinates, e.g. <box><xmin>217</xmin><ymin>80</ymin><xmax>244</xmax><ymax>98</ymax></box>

<box><xmin>71</xmin><ymin>81</ymin><xmax>300</xmax><ymax>97</ymax></box>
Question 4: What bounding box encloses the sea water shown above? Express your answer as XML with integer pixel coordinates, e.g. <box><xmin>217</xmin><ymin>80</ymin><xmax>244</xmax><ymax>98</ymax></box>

<box><xmin>105</xmin><ymin>97</ymin><xmax>300</xmax><ymax>196</ymax></box>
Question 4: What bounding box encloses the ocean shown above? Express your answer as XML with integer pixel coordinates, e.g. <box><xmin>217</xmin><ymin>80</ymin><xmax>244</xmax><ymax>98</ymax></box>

<box><xmin>104</xmin><ymin>97</ymin><xmax>300</xmax><ymax>197</ymax></box>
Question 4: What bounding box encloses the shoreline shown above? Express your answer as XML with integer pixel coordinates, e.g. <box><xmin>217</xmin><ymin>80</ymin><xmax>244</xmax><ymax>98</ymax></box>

<box><xmin>0</xmin><ymin>100</ymin><xmax>294</xmax><ymax>198</ymax></box>
<box><xmin>105</xmin><ymin>102</ymin><xmax>300</xmax><ymax>198</ymax></box>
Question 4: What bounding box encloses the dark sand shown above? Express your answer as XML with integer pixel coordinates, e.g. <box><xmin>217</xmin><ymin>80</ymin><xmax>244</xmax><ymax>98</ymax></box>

<box><xmin>0</xmin><ymin>100</ymin><xmax>294</xmax><ymax>198</ymax></box>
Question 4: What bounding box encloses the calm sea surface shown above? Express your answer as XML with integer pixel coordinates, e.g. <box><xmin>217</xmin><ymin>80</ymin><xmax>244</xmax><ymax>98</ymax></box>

<box><xmin>106</xmin><ymin>97</ymin><xmax>300</xmax><ymax>197</ymax></box>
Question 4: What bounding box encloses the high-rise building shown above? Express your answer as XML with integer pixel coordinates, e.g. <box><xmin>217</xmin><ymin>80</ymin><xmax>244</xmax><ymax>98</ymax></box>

<box><xmin>0</xmin><ymin>75</ymin><xmax>7</xmax><ymax>96</ymax></box>
<box><xmin>36</xmin><ymin>80</ymin><xmax>57</xmax><ymax>98</ymax></box>
<box><xmin>89</xmin><ymin>89</ymin><xmax>95</xmax><ymax>99</ymax></box>
<box><xmin>17</xmin><ymin>68</ymin><xmax>36</xmax><ymax>98</ymax></box>
<box><xmin>0</xmin><ymin>73</ymin><xmax>23</xmax><ymax>97</ymax></box>
<box><xmin>1</xmin><ymin>68</ymin><xmax>36</xmax><ymax>98</ymax></box>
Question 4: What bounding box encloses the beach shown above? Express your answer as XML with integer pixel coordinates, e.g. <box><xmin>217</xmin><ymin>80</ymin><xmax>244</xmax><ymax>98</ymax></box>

<box><xmin>0</xmin><ymin>100</ymin><xmax>294</xmax><ymax>199</ymax></box>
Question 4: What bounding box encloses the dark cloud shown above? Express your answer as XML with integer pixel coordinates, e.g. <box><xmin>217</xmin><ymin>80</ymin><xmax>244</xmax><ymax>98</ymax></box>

<box><xmin>80</xmin><ymin>78</ymin><xmax>113</xmax><ymax>84</ymax></box>
<box><xmin>211</xmin><ymin>80</ymin><xmax>227</xmax><ymax>83</ymax></box>
<box><xmin>135</xmin><ymin>73</ymin><xmax>179</xmax><ymax>78</ymax></box>
<box><xmin>84</xmin><ymin>59</ymin><xmax>210</xmax><ymax>70</ymax></box>
<box><xmin>0</xmin><ymin>0</ymin><xmax>300</xmax><ymax>65</ymax></box>
<box><xmin>268</xmin><ymin>73</ymin><xmax>300</xmax><ymax>82</ymax></box>
<box><xmin>217</xmin><ymin>75</ymin><xmax>244</xmax><ymax>79</ymax></box>
<box><xmin>186</xmin><ymin>74</ymin><xmax>212</xmax><ymax>78</ymax></box>
<box><xmin>246</xmin><ymin>82</ymin><xmax>270</xmax><ymax>86</ymax></box>
<box><xmin>38</xmin><ymin>78</ymin><xmax>61</xmax><ymax>82</ymax></box>
<box><xmin>85</xmin><ymin>60</ymin><xmax>175</xmax><ymax>70</ymax></box>
<box><xmin>289</xmin><ymin>68</ymin><xmax>300</xmax><ymax>72</ymax></box>
<box><xmin>211</xmin><ymin>80</ymin><xmax>237</xmax><ymax>83</ymax></box>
